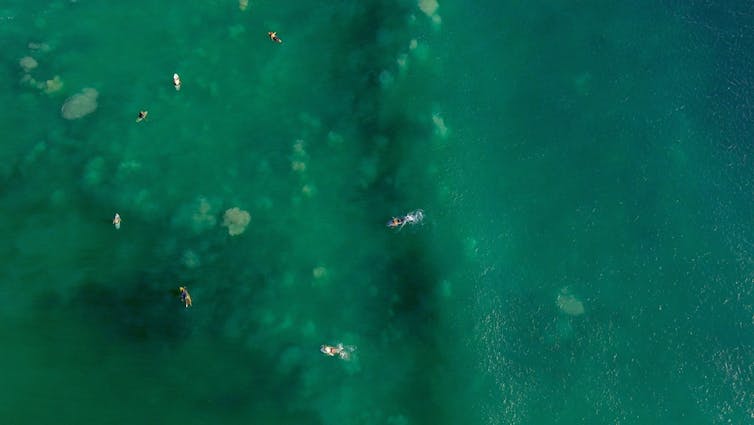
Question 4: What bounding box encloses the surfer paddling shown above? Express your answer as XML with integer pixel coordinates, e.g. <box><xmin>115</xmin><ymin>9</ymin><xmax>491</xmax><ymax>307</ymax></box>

<box><xmin>268</xmin><ymin>31</ymin><xmax>282</xmax><ymax>43</ymax></box>
<box><xmin>320</xmin><ymin>343</ymin><xmax>356</xmax><ymax>360</ymax></box>
<box><xmin>179</xmin><ymin>286</ymin><xmax>192</xmax><ymax>308</ymax></box>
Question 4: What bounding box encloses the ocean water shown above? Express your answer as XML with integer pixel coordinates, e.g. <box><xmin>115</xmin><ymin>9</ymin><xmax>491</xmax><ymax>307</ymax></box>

<box><xmin>1</xmin><ymin>1</ymin><xmax>753</xmax><ymax>424</ymax></box>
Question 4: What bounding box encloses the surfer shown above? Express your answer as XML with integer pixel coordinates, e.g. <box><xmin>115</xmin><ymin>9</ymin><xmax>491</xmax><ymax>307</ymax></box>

<box><xmin>179</xmin><ymin>286</ymin><xmax>192</xmax><ymax>308</ymax></box>
<box><xmin>112</xmin><ymin>213</ymin><xmax>121</xmax><ymax>229</ymax></box>
<box><xmin>386</xmin><ymin>209</ymin><xmax>424</xmax><ymax>229</ymax></box>
<box><xmin>173</xmin><ymin>73</ymin><xmax>181</xmax><ymax>90</ymax></box>
<box><xmin>136</xmin><ymin>110</ymin><xmax>148</xmax><ymax>123</ymax></box>
<box><xmin>268</xmin><ymin>31</ymin><xmax>282</xmax><ymax>43</ymax></box>
<box><xmin>387</xmin><ymin>217</ymin><xmax>404</xmax><ymax>228</ymax></box>
<box><xmin>320</xmin><ymin>343</ymin><xmax>356</xmax><ymax>360</ymax></box>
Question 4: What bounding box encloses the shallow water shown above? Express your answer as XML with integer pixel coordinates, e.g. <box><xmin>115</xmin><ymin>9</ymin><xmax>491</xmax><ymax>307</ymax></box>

<box><xmin>1</xmin><ymin>1</ymin><xmax>753</xmax><ymax>424</ymax></box>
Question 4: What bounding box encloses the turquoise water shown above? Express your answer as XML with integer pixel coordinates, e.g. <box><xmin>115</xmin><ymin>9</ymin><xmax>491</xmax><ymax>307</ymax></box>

<box><xmin>1</xmin><ymin>1</ymin><xmax>753</xmax><ymax>424</ymax></box>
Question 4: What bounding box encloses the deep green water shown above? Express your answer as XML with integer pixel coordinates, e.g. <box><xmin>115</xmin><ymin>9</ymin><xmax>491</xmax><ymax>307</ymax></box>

<box><xmin>1</xmin><ymin>1</ymin><xmax>753</xmax><ymax>424</ymax></box>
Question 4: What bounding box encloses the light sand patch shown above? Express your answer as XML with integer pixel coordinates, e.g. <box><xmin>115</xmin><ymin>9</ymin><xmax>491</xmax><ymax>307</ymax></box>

<box><xmin>222</xmin><ymin>207</ymin><xmax>251</xmax><ymax>236</ymax></box>
<box><xmin>418</xmin><ymin>0</ymin><xmax>438</xmax><ymax>16</ymax></box>
<box><xmin>418</xmin><ymin>0</ymin><xmax>441</xmax><ymax>27</ymax></box>
<box><xmin>19</xmin><ymin>56</ymin><xmax>37</xmax><ymax>71</ymax></box>
<box><xmin>61</xmin><ymin>88</ymin><xmax>98</xmax><ymax>120</ymax></box>
<box><xmin>42</xmin><ymin>76</ymin><xmax>63</xmax><ymax>94</ymax></box>
<box><xmin>181</xmin><ymin>250</ymin><xmax>201</xmax><ymax>268</ymax></box>
<box><xmin>192</xmin><ymin>197</ymin><xmax>217</xmax><ymax>231</ymax></box>
<box><xmin>557</xmin><ymin>288</ymin><xmax>585</xmax><ymax>316</ymax></box>
<box><xmin>432</xmin><ymin>112</ymin><xmax>449</xmax><ymax>138</ymax></box>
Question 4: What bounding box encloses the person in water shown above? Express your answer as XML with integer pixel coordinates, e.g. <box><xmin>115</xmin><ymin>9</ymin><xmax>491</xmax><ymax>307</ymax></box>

<box><xmin>320</xmin><ymin>343</ymin><xmax>355</xmax><ymax>360</ymax></box>
<box><xmin>173</xmin><ymin>73</ymin><xmax>181</xmax><ymax>91</ymax></box>
<box><xmin>112</xmin><ymin>213</ymin><xmax>121</xmax><ymax>229</ymax></box>
<box><xmin>387</xmin><ymin>210</ymin><xmax>424</xmax><ymax>229</ymax></box>
<box><xmin>387</xmin><ymin>217</ymin><xmax>404</xmax><ymax>228</ymax></box>
<box><xmin>268</xmin><ymin>31</ymin><xmax>282</xmax><ymax>43</ymax></box>
<box><xmin>179</xmin><ymin>286</ymin><xmax>192</xmax><ymax>308</ymax></box>
<box><xmin>136</xmin><ymin>110</ymin><xmax>148</xmax><ymax>122</ymax></box>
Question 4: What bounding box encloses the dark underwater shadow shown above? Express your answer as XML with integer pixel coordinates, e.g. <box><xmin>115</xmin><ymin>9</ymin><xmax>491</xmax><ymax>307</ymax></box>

<box><xmin>382</xmin><ymin>239</ymin><xmax>440</xmax><ymax>338</ymax></box>
<box><xmin>70</xmin><ymin>272</ymin><xmax>192</xmax><ymax>345</ymax></box>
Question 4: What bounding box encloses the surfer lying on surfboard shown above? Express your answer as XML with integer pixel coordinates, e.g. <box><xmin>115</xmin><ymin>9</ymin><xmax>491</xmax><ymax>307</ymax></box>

<box><xmin>320</xmin><ymin>343</ymin><xmax>356</xmax><ymax>360</ymax></box>
<box><xmin>386</xmin><ymin>209</ymin><xmax>424</xmax><ymax>229</ymax></box>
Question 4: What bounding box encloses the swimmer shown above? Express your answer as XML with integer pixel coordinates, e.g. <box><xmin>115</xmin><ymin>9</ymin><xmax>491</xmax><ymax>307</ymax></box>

<box><xmin>136</xmin><ymin>110</ymin><xmax>148</xmax><ymax>122</ymax></box>
<box><xmin>112</xmin><ymin>213</ymin><xmax>121</xmax><ymax>229</ymax></box>
<box><xmin>320</xmin><ymin>343</ymin><xmax>356</xmax><ymax>360</ymax></box>
<box><xmin>179</xmin><ymin>286</ymin><xmax>192</xmax><ymax>308</ymax></box>
<box><xmin>173</xmin><ymin>73</ymin><xmax>181</xmax><ymax>91</ymax></box>
<box><xmin>386</xmin><ymin>209</ymin><xmax>424</xmax><ymax>229</ymax></box>
<box><xmin>268</xmin><ymin>31</ymin><xmax>282</xmax><ymax>43</ymax></box>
